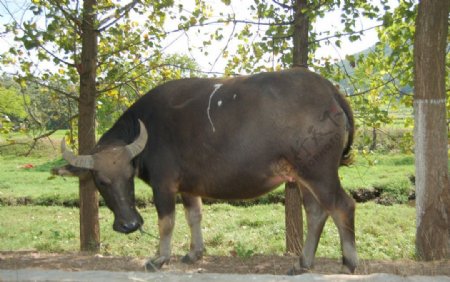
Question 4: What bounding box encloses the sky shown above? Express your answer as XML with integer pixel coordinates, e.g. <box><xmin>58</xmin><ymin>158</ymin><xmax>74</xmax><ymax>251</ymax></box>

<box><xmin>0</xmin><ymin>0</ymin><xmax>396</xmax><ymax>75</ymax></box>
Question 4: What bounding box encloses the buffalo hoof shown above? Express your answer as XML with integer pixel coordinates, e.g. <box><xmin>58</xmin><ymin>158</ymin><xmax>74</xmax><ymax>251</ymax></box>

<box><xmin>340</xmin><ymin>264</ymin><xmax>356</xmax><ymax>275</ymax></box>
<box><xmin>287</xmin><ymin>265</ymin><xmax>310</xmax><ymax>275</ymax></box>
<box><xmin>181</xmin><ymin>251</ymin><xmax>203</xmax><ymax>264</ymax></box>
<box><xmin>342</xmin><ymin>256</ymin><xmax>357</xmax><ymax>274</ymax></box>
<box><xmin>145</xmin><ymin>256</ymin><xmax>170</xmax><ymax>272</ymax></box>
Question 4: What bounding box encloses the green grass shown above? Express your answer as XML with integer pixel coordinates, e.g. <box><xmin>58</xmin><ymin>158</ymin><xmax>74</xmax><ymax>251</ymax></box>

<box><xmin>0</xmin><ymin>150</ymin><xmax>418</xmax><ymax>206</ymax></box>
<box><xmin>340</xmin><ymin>152</ymin><xmax>416</xmax><ymax>203</ymax></box>
<box><xmin>355</xmin><ymin>203</ymin><xmax>415</xmax><ymax>259</ymax></box>
<box><xmin>0</xmin><ymin>202</ymin><xmax>416</xmax><ymax>260</ymax></box>
<box><xmin>0</xmin><ymin>152</ymin><xmax>152</xmax><ymax>207</ymax></box>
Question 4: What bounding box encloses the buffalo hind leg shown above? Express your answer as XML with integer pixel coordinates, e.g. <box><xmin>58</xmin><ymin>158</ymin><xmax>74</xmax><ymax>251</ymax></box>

<box><xmin>302</xmin><ymin>187</ymin><xmax>330</xmax><ymax>273</ymax></box>
<box><xmin>145</xmin><ymin>190</ymin><xmax>176</xmax><ymax>272</ymax></box>
<box><xmin>181</xmin><ymin>194</ymin><xmax>204</xmax><ymax>264</ymax></box>
<box><xmin>317</xmin><ymin>181</ymin><xmax>357</xmax><ymax>274</ymax></box>
<box><xmin>290</xmin><ymin>175</ymin><xmax>357</xmax><ymax>274</ymax></box>
<box><xmin>288</xmin><ymin>187</ymin><xmax>329</xmax><ymax>275</ymax></box>
<box><xmin>330</xmin><ymin>187</ymin><xmax>357</xmax><ymax>274</ymax></box>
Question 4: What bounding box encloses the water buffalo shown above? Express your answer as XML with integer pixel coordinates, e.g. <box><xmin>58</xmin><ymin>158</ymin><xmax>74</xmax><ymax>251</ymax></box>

<box><xmin>52</xmin><ymin>68</ymin><xmax>356</xmax><ymax>274</ymax></box>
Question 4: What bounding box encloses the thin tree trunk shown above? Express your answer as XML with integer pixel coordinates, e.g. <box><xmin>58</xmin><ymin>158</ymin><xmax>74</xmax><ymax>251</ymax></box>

<box><xmin>370</xmin><ymin>127</ymin><xmax>377</xmax><ymax>151</ymax></box>
<box><xmin>413</xmin><ymin>0</ymin><xmax>450</xmax><ymax>260</ymax></box>
<box><xmin>78</xmin><ymin>0</ymin><xmax>100</xmax><ymax>252</ymax></box>
<box><xmin>292</xmin><ymin>0</ymin><xmax>309</xmax><ymax>68</ymax></box>
<box><xmin>285</xmin><ymin>182</ymin><xmax>303</xmax><ymax>255</ymax></box>
<box><xmin>284</xmin><ymin>0</ymin><xmax>308</xmax><ymax>255</ymax></box>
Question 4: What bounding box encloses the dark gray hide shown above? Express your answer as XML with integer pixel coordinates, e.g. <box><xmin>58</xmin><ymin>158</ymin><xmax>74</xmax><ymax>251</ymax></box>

<box><xmin>53</xmin><ymin>68</ymin><xmax>356</xmax><ymax>274</ymax></box>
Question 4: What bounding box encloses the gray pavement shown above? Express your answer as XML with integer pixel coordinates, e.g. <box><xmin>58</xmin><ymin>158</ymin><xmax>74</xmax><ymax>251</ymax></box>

<box><xmin>1</xmin><ymin>269</ymin><xmax>449</xmax><ymax>282</ymax></box>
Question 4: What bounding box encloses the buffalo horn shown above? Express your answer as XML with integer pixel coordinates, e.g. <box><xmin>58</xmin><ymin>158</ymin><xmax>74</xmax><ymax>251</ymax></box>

<box><xmin>125</xmin><ymin>119</ymin><xmax>148</xmax><ymax>159</ymax></box>
<box><xmin>61</xmin><ymin>139</ymin><xmax>95</xmax><ymax>169</ymax></box>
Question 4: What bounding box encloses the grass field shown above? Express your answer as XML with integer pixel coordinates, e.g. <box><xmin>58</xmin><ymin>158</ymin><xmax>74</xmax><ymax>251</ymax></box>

<box><xmin>0</xmin><ymin>203</ymin><xmax>416</xmax><ymax>260</ymax></box>
<box><xmin>0</xmin><ymin>134</ymin><xmax>421</xmax><ymax>261</ymax></box>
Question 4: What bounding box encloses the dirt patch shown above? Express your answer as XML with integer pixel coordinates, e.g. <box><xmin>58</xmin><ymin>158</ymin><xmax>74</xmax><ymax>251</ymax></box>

<box><xmin>349</xmin><ymin>187</ymin><xmax>416</xmax><ymax>206</ymax></box>
<box><xmin>0</xmin><ymin>251</ymin><xmax>449</xmax><ymax>276</ymax></box>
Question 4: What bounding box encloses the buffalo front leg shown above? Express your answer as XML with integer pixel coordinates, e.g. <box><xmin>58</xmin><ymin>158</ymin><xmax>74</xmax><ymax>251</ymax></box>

<box><xmin>145</xmin><ymin>190</ymin><xmax>176</xmax><ymax>272</ymax></box>
<box><xmin>181</xmin><ymin>194</ymin><xmax>204</xmax><ymax>264</ymax></box>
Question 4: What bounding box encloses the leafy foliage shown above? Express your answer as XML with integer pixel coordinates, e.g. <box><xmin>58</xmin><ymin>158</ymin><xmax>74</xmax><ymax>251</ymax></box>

<box><xmin>319</xmin><ymin>1</ymin><xmax>441</xmax><ymax>152</ymax></box>
<box><xmin>0</xmin><ymin>0</ymin><xmax>204</xmax><ymax>140</ymax></box>
<box><xmin>0</xmin><ymin>83</ymin><xmax>27</xmax><ymax>121</ymax></box>
<box><xmin>0</xmin><ymin>76</ymin><xmax>28</xmax><ymax>134</ymax></box>
<box><xmin>220</xmin><ymin>0</ymin><xmax>391</xmax><ymax>74</ymax></box>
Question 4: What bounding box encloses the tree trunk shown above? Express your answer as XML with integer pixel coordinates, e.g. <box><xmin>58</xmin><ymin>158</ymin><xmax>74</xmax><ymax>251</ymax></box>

<box><xmin>292</xmin><ymin>0</ymin><xmax>309</xmax><ymax>68</ymax></box>
<box><xmin>285</xmin><ymin>182</ymin><xmax>303</xmax><ymax>255</ymax></box>
<box><xmin>413</xmin><ymin>0</ymin><xmax>450</xmax><ymax>260</ymax></box>
<box><xmin>284</xmin><ymin>0</ymin><xmax>308</xmax><ymax>255</ymax></box>
<box><xmin>370</xmin><ymin>127</ymin><xmax>377</xmax><ymax>151</ymax></box>
<box><xmin>78</xmin><ymin>0</ymin><xmax>100</xmax><ymax>252</ymax></box>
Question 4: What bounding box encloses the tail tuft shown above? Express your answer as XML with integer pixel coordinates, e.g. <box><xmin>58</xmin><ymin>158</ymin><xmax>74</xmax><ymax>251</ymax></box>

<box><xmin>340</xmin><ymin>151</ymin><xmax>354</xmax><ymax>166</ymax></box>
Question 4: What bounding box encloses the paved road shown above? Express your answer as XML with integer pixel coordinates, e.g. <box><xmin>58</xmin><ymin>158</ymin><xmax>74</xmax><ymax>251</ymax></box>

<box><xmin>1</xmin><ymin>269</ymin><xmax>449</xmax><ymax>282</ymax></box>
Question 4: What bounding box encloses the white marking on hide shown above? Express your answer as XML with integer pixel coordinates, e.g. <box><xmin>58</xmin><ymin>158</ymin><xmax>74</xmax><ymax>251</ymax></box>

<box><xmin>217</xmin><ymin>100</ymin><xmax>223</xmax><ymax>107</ymax></box>
<box><xmin>207</xmin><ymin>83</ymin><xmax>223</xmax><ymax>132</ymax></box>
<box><xmin>233</xmin><ymin>94</ymin><xmax>237</xmax><ymax>100</ymax></box>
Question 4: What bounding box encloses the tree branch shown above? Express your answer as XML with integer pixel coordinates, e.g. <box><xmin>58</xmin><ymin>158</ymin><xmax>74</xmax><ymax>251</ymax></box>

<box><xmin>98</xmin><ymin>63</ymin><xmax>237</xmax><ymax>96</ymax></box>
<box><xmin>38</xmin><ymin>43</ymin><xmax>76</xmax><ymax>67</ymax></box>
<box><xmin>308</xmin><ymin>0</ymin><xmax>335</xmax><ymax>11</ymax></box>
<box><xmin>253</xmin><ymin>24</ymin><xmax>383</xmax><ymax>42</ymax></box>
<box><xmin>272</xmin><ymin>0</ymin><xmax>293</xmax><ymax>10</ymax></box>
<box><xmin>313</xmin><ymin>24</ymin><xmax>382</xmax><ymax>43</ymax></box>
<box><xmin>166</xmin><ymin>18</ymin><xmax>293</xmax><ymax>35</ymax></box>
<box><xmin>209</xmin><ymin>21</ymin><xmax>237</xmax><ymax>72</ymax></box>
<box><xmin>24</xmin><ymin>114</ymin><xmax>78</xmax><ymax>157</ymax></box>
<box><xmin>97</xmin><ymin>0</ymin><xmax>141</xmax><ymax>32</ymax></box>
<box><xmin>49</xmin><ymin>0</ymin><xmax>82</xmax><ymax>34</ymax></box>
<box><xmin>28</xmin><ymin>78</ymin><xmax>79</xmax><ymax>101</ymax></box>
<box><xmin>348</xmin><ymin>39</ymin><xmax>410</xmax><ymax>97</ymax></box>
<box><xmin>97</xmin><ymin>32</ymin><xmax>143</xmax><ymax>66</ymax></box>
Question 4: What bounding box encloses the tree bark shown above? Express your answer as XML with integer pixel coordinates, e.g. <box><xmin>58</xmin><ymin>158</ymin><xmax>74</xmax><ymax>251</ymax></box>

<box><xmin>284</xmin><ymin>0</ymin><xmax>308</xmax><ymax>255</ymax></box>
<box><xmin>292</xmin><ymin>0</ymin><xmax>309</xmax><ymax>68</ymax></box>
<box><xmin>285</xmin><ymin>182</ymin><xmax>303</xmax><ymax>255</ymax></box>
<box><xmin>413</xmin><ymin>0</ymin><xmax>450</xmax><ymax>260</ymax></box>
<box><xmin>78</xmin><ymin>0</ymin><xmax>100</xmax><ymax>252</ymax></box>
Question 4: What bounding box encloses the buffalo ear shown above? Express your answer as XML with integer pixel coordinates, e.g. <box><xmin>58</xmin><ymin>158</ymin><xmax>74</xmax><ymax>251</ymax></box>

<box><xmin>51</xmin><ymin>164</ymin><xmax>89</xmax><ymax>177</ymax></box>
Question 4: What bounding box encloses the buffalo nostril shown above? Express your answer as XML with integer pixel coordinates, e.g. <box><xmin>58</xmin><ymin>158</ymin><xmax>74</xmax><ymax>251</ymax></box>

<box><xmin>122</xmin><ymin>221</ymin><xmax>141</xmax><ymax>233</ymax></box>
<box><xmin>114</xmin><ymin>220</ymin><xmax>142</xmax><ymax>234</ymax></box>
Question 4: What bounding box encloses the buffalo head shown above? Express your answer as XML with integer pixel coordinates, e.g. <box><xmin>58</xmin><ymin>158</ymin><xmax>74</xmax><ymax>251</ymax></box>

<box><xmin>53</xmin><ymin>120</ymin><xmax>148</xmax><ymax>234</ymax></box>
